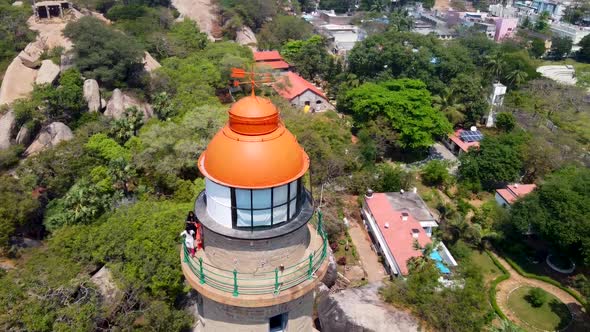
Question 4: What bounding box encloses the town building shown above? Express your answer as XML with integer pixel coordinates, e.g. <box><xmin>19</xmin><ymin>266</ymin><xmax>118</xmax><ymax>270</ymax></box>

<box><xmin>495</xmin><ymin>183</ymin><xmax>537</xmax><ymax>207</ymax></box>
<box><xmin>274</xmin><ymin>72</ymin><xmax>334</xmax><ymax>112</ymax></box>
<box><xmin>253</xmin><ymin>51</ymin><xmax>290</xmax><ymax>72</ymax></box>
<box><xmin>33</xmin><ymin>1</ymin><xmax>71</xmax><ymax>20</ymax></box>
<box><xmin>486</xmin><ymin>82</ymin><xmax>507</xmax><ymax>127</ymax></box>
<box><xmin>442</xmin><ymin>127</ymin><xmax>484</xmax><ymax>155</ymax></box>
<box><xmin>318</xmin><ymin>10</ymin><xmax>355</xmax><ymax>25</ymax></box>
<box><xmin>361</xmin><ymin>190</ymin><xmax>457</xmax><ymax>277</ymax></box>
<box><xmin>495</xmin><ymin>18</ymin><xmax>519</xmax><ymax>41</ymax></box>
<box><xmin>550</xmin><ymin>22</ymin><xmax>590</xmax><ymax>49</ymax></box>
<box><xmin>180</xmin><ymin>95</ymin><xmax>329</xmax><ymax>331</ymax></box>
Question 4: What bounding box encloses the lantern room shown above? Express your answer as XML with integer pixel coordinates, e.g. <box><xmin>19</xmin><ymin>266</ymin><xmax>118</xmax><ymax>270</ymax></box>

<box><xmin>197</xmin><ymin>95</ymin><xmax>310</xmax><ymax>230</ymax></box>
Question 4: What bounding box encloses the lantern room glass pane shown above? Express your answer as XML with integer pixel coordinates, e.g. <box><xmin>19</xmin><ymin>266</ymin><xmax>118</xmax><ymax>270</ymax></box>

<box><xmin>273</xmin><ymin>184</ymin><xmax>288</xmax><ymax>206</ymax></box>
<box><xmin>289</xmin><ymin>181</ymin><xmax>298</xmax><ymax>200</ymax></box>
<box><xmin>253</xmin><ymin>209</ymin><xmax>272</xmax><ymax>227</ymax></box>
<box><xmin>273</xmin><ymin>205</ymin><xmax>288</xmax><ymax>224</ymax></box>
<box><xmin>252</xmin><ymin>189</ymin><xmax>271</xmax><ymax>209</ymax></box>
<box><xmin>236</xmin><ymin>209</ymin><xmax>251</xmax><ymax>227</ymax></box>
<box><xmin>235</xmin><ymin>189</ymin><xmax>251</xmax><ymax>209</ymax></box>
<box><xmin>289</xmin><ymin>199</ymin><xmax>297</xmax><ymax>219</ymax></box>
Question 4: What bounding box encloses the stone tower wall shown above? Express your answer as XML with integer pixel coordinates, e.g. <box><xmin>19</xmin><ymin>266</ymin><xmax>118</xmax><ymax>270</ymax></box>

<box><xmin>195</xmin><ymin>292</ymin><xmax>314</xmax><ymax>332</ymax></box>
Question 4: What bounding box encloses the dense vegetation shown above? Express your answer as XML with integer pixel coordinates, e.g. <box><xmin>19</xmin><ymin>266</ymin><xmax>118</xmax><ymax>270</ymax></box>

<box><xmin>0</xmin><ymin>0</ymin><xmax>34</xmax><ymax>76</ymax></box>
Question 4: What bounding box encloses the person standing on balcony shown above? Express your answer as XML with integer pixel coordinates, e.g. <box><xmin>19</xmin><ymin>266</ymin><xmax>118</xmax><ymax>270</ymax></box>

<box><xmin>181</xmin><ymin>229</ymin><xmax>196</xmax><ymax>257</ymax></box>
<box><xmin>185</xmin><ymin>211</ymin><xmax>197</xmax><ymax>238</ymax></box>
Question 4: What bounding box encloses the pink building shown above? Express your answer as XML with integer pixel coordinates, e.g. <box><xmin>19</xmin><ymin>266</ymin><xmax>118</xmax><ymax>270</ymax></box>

<box><xmin>495</xmin><ymin>18</ymin><xmax>518</xmax><ymax>42</ymax></box>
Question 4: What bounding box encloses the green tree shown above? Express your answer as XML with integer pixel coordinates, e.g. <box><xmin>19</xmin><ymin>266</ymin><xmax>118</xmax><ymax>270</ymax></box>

<box><xmin>318</xmin><ymin>0</ymin><xmax>354</xmax><ymax>13</ymax></box>
<box><xmin>388</xmin><ymin>9</ymin><xmax>415</xmax><ymax>32</ymax></box>
<box><xmin>535</xmin><ymin>11</ymin><xmax>551</xmax><ymax>32</ymax></box>
<box><xmin>0</xmin><ymin>176</ymin><xmax>39</xmax><ymax>249</ymax></box>
<box><xmin>527</xmin><ymin>287</ymin><xmax>548</xmax><ymax>307</ymax></box>
<box><xmin>577</xmin><ymin>34</ymin><xmax>590</xmax><ymax>63</ymax></box>
<box><xmin>509</xmin><ymin>166</ymin><xmax>590</xmax><ymax>265</ymax></box>
<box><xmin>219</xmin><ymin>0</ymin><xmax>277</xmax><ymax>31</ymax></box>
<box><xmin>0</xmin><ymin>1</ymin><xmax>35</xmax><ymax>72</ymax></box>
<box><xmin>257</xmin><ymin>15</ymin><xmax>313</xmax><ymax>50</ymax></box>
<box><xmin>64</xmin><ymin>16</ymin><xmax>144</xmax><ymax>88</ymax></box>
<box><xmin>458</xmin><ymin>133</ymin><xmax>526</xmax><ymax>191</ymax></box>
<box><xmin>281</xmin><ymin>35</ymin><xmax>332</xmax><ymax>80</ymax></box>
<box><xmin>110</xmin><ymin>107</ymin><xmax>144</xmax><ymax>144</ymax></box>
<box><xmin>422</xmin><ymin>160</ymin><xmax>451</xmax><ymax>188</ymax></box>
<box><xmin>340</xmin><ymin>79</ymin><xmax>452</xmax><ymax>149</ymax></box>
<box><xmin>529</xmin><ymin>38</ymin><xmax>547</xmax><ymax>58</ymax></box>
<box><xmin>495</xmin><ymin>112</ymin><xmax>516</xmax><ymax>131</ymax></box>
<box><xmin>550</xmin><ymin>36</ymin><xmax>573</xmax><ymax>60</ymax></box>
<box><xmin>165</xmin><ymin>19</ymin><xmax>208</xmax><ymax>57</ymax></box>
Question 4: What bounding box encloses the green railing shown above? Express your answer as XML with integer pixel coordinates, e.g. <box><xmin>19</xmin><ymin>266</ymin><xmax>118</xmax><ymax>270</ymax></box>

<box><xmin>182</xmin><ymin>212</ymin><xmax>328</xmax><ymax>297</ymax></box>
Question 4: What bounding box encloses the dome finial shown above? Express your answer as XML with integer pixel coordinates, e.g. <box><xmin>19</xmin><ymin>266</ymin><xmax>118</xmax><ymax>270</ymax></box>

<box><xmin>231</xmin><ymin>65</ymin><xmax>274</xmax><ymax>97</ymax></box>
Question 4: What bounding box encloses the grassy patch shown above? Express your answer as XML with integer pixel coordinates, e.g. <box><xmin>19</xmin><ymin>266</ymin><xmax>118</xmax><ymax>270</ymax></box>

<box><xmin>507</xmin><ymin>286</ymin><xmax>571</xmax><ymax>331</ymax></box>
<box><xmin>470</xmin><ymin>250</ymin><xmax>502</xmax><ymax>284</ymax></box>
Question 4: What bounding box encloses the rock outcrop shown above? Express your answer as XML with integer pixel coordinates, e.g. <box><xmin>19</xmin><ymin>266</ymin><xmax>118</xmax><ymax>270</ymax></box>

<box><xmin>0</xmin><ymin>57</ymin><xmax>38</xmax><ymax>106</ymax></box>
<box><xmin>143</xmin><ymin>52</ymin><xmax>161</xmax><ymax>72</ymax></box>
<box><xmin>60</xmin><ymin>53</ymin><xmax>74</xmax><ymax>73</ymax></box>
<box><xmin>236</xmin><ymin>26</ymin><xmax>257</xmax><ymax>47</ymax></box>
<box><xmin>322</xmin><ymin>250</ymin><xmax>338</xmax><ymax>288</ymax></box>
<box><xmin>105</xmin><ymin>89</ymin><xmax>153</xmax><ymax>120</ymax></box>
<box><xmin>318</xmin><ymin>283</ymin><xmax>420</xmax><ymax>332</ymax></box>
<box><xmin>15</xmin><ymin>126</ymin><xmax>32</xmax><ymax>146</ymax></box>
<box><xmin>0</xmin><ymin>111</ymin><xmax>16</xmax><ymax>150</ymax></box>
<box><xmin>83</xmin><ymin>79</ymin><xmax>101</xmax><ymax>112</ymax></box>
<box><xmin>25</xmin><ymin>122</ymin><xmax>73</xmax><ymax>156</ymax></box>
<box><xmin>18</xmin><ymin>40</ymin><xmax>45</xmax><ymax>69</ymax></box>
<box><xmin>35</xmin><ymin>60</ymin><xmax>60</xmax><ymax>85</ymax></box>
<box><xmin>90</xmin><ymin>266</ymin><xmax>123</xmax><ymax>314</ymax></box>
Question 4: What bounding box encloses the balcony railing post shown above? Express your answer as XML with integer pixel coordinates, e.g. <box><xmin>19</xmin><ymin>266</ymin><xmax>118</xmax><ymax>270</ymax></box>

<box><xmin>233</xmin><ymin>269</ymin><xmax>239</xmax><ymax>297</ymax></box>
<box><xmin>274</xmin><ymin>268</ymin><xmax>279</xmax><ymax>294</ymax></box>
<box><xmin>317</xmin><ymin>210</ymin><xmax>323</xmax><ymax>235</ymax></box>
<box><xmin>308</xmin><ymin>253</ymin><xmax>313</xmax><ymax>280</ymax></box>
<box><xmin>198</xmin><ymin>257</ymin><xmax>205</xmax><ymax>284</ymax></box>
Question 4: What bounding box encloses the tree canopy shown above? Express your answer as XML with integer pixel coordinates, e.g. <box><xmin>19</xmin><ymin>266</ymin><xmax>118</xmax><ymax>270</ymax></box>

<box><xmin>257</xmin><ymin>15</ymin><xmax>313</xmax><ymax>50</ymax></box>
<box><xmin>340</xmin><ymin>79</ymin><xmax>452</xmax><ymax>149</ymax></box>
<box><xmin>509</xmin><ymin>166</ymin><xmax>590</xmax><ymax>265</ymax></box>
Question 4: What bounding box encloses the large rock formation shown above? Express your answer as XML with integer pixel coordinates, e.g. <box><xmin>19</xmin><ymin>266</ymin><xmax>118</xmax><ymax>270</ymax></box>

<box><xmin>0</xmin><ymin>58</ymin><xmax>38</xmax><ymax>106</ymax></box>
<box><xmin>83</xmin><ymin>79</ymin><xmax>101</xmax><ymax>112</ymax></box>
<box><xmin>35</xmin><ymin>60</ymin><xmax>60</xmax><ymax>85</ymax></box>
<box><xmin>318</xmin><ymin>283</ymin><xmax>420</xmax><ymax>332</ymax></box>
<box><xmin>90</xmin><ymin>266</ymin><xmax>123</xmax><ymax>314</ymax></box>
<box><xmin>15</xmin><ymin>126</ymin><xmax>32</xmax><ymax>146</ymax></box>
<box><xmin>236</xmin><ymin>26</ymin><xmax>257</xmax><ymax>48</ymax></box>
<box><xmin>104</xmin><ymin>89</ymin><xmax>153</xmax><ymax>120</ymax></box>
<box><xmin>143</xmin><ymin>52</ymin><xmax>161</xmax><ymax>72</ymax></box>
<box><xmin>322</xmin><ymin>250</ymin><xmax>338</xmax><ymax>288</ymax></box>
<box><xmin>0</xmin><ymin>111</ymin><xmax>16</xmax><ymax>150</ymax></box>
<box><xmin>18</xmin><ymin>40</ymin><xmax>45</xmax><ymax>69</ymax></box>
<box><xmin>25</xmin><ymin>122</ymin><xmax>73</xmax><ymax>156</ymax></box>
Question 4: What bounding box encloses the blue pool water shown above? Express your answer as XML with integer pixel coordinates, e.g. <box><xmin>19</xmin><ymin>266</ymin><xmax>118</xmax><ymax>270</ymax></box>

<box><xmin>430</xmin><ymin>251</ymin><xmax>451</xmax><ymax>274</ymax></box>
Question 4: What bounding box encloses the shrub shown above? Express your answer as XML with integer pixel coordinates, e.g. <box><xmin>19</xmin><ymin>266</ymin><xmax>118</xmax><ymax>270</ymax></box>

<box><xmin>495</xmin><ymin>112</ymin><xmax>516</xmax><ymax>131</ymax></box>
<box><xmin>527</xmin><ymin>287</ymin><xmax>547</xmax><ymax>307</ymax></box>
<box><xmin>421</xmin><ymin>160</ymin><xmax>450</xmax><ymax>187</ymax></box>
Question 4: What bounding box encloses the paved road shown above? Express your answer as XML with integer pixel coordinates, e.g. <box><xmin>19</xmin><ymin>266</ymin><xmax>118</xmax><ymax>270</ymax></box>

<box><xmin>348</xmin><ymin>220</ymin><xmax>387</xmax><ymax>283</ymax></box>
<box><xmin>493</xmin><ymin>253</ymin><xmax>590</xmax><ymax>331</ymax></box>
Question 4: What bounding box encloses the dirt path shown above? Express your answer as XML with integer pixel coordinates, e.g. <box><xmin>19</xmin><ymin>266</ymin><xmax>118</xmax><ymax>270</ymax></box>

<box><xmin>172</xmin><ymin>0</ymin><xmax>216</xmax><ymax>40</ymax></box>
<box><xmin>493</xmin><ymin>253</ymin><xmax>589</xmax><ymax>331</ymax></box>
<box><xmin>348</xmin><ymin>220</ymin><xmax>387</xmax><ymax>283</ymax></box>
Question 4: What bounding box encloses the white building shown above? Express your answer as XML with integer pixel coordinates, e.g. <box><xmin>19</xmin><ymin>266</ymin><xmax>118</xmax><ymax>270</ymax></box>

<box><xmin>486</xmin><ymin>82</ymin><xmax>507</xmax><ymax>127</ymax></box>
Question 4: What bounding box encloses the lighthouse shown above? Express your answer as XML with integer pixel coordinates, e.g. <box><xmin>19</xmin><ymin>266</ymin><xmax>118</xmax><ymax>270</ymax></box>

<box><xmin>181</xmin><ymin>94</ymin><xmax>329</xmax><ymax>331</ymax></box>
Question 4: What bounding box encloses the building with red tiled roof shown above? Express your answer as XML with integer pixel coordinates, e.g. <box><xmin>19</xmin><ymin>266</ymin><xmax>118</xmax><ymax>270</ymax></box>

<box><xmin>442</xmin><ymin>128</ymin><xmax>482</xmax><ymax>155</ymax></box>
<box><xmin>495</xmin><ymin>183</ymin><xmax>537</xmax><ymax>207</ymax></box>
<box><xmin>274</xmin><ymin>72</ymin><xmax>334</xmax><ymax>112</ymax></box>
<box><xmin>361</xmin><ymin>191</ymin><xmax>457</xmax><ymax>276</ymax></box>
<box><xmin>253</xmin><ymin>51</ymin><xmax>290</xmax><ymax>71</ymax></box>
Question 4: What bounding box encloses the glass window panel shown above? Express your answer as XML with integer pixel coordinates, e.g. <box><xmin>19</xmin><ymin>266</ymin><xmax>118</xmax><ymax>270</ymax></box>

<box><xmin>273</xmin><ymin>185</ymin><xmax>288</xmax><ymax>206</ymax></box>
<box><xmin>289</xmin><ymin>199</ymin><xmax>297</xmax><ymax>219</ymax></box>
<box><xmin>237</xmin><ymin>209</ymin><xmax>251</xmax><ymax>227</ymax></box>
<box><xmin>273</xmin><ymin>205</ymin><xmax>288</xmax><ymax>224</ymax></box>
<box><xmin>252</xmin><ymin>209</ymin><xmax>271</xmax><ymax>227</ymax></box>
<box><xmin>289</xmin><ymin>180</ymin><xmax>298</xmax><ymax>201</ymax></box>
<box><xmin>252</xmin><ymin>189</ymin><xmax>271</xmax><ymax>209</ymax></box>
<box><xmin>235</xmin><ymin>189</ymin><xmax>251</xmax><ymax>209</ymax></box>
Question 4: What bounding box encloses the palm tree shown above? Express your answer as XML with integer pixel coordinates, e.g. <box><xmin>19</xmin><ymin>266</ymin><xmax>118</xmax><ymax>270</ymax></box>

<box><xmin>388</xmin><ymin>9</ymin><xmax>414</xmax><ymax>32</ymax></box>
<box><xmin>506</xmin><ymin>68</ymin><xmax>528</xmax><ymax>87</ymax></box>
<box><xmin>432</xmin><ymin>88</ymin><xmax>466</xmax><ymax>125</ymax></box>
<box><xmin>485</xmin><ymin>53</ymin><xmax>506</xmax><ymax>81</ymax></box>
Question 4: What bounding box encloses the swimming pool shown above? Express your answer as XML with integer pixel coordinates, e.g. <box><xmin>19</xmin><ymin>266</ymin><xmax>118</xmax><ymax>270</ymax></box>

<box><xmin>430</xmin><ymin>251</ymin><xmax>451</xmax><ymax>274</ymax></box>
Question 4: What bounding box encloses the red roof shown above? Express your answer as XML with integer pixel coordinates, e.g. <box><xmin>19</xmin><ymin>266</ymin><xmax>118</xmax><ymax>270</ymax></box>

<box><xmin>496</xmin><ymin>184</ymin><xmax>536</xmax><ymax>205</ymax></box>
<box><xmin>365</xmin><ymin>193</ymin><xmax>431</xmax><ymax>275</ymax></box>
<box><xmin>449</xmin><ymin>129</ymin><xmax>480</xmax><ymax>152</ymax></box>
<box><xmin>274</xmin><ymin>71</ymin><xmax>327</xmax><ymax>100</ymax></box>
<box><xmin>255</xmin><ymin>60</ymin><xmax>290</xmax><ymax>70</ymax></box>
<box><xmin>254</xmin><ymin>51</ymin><xmax>283</xmax><ymax>62</ymax></box>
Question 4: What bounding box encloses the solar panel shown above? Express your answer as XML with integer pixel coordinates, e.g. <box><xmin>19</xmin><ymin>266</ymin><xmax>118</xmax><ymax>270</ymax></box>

<box><xmin>460</xmin><ymin>130</ymin><xmax>484</xmax><ymax>143</ymax></box>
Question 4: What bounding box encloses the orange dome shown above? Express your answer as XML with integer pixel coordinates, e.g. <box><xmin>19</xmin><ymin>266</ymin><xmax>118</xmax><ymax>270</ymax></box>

<box><xmin>198</xmin><ymin>96</ymin><xmax>309</xmax><ymax>189</ymax></box>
